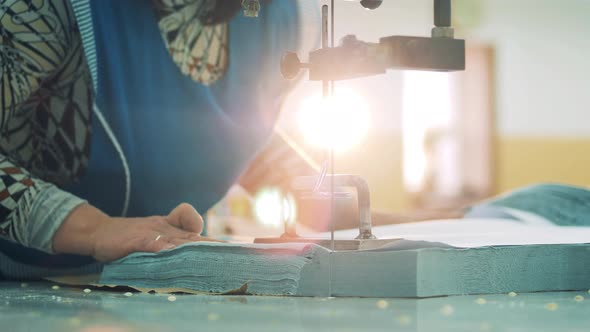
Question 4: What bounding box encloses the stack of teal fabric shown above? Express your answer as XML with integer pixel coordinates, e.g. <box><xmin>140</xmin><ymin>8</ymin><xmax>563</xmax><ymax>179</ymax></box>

<box><xmin>97</xmin><ymin>184</ymin><xmax>590</xmax><ymax>298</ymax></box>
<box><xmin>99</xmin><ymin>243</ymin><xmax>319</xmax><ymax>295</ymax></box>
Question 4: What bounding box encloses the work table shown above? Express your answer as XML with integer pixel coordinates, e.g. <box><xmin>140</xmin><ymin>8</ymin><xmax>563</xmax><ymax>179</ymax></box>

<box><xmin>1</xmin><ymin>282</ymin><xmax>587</xmax><ymax>331</ymax></box>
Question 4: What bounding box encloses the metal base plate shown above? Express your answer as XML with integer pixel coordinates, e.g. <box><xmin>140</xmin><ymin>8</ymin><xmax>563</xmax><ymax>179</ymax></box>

<box><xmin>253</xmin><ymin>237</ymin><xmax>400</xmax><ymax>251</ymax></box>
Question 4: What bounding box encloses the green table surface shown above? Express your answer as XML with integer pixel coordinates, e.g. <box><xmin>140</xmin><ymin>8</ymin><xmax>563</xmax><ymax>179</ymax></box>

<box><xmin>1</xmin><ymin>282</ymin><xmax>588</xmax><ymax>332</ymax></box>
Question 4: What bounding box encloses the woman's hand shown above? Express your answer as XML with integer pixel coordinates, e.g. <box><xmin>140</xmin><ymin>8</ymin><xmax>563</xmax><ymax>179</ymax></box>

<box><xmin>53</xmin><ymin>203</ymin><xmax>215</xmax><ymax>262</ymax></box>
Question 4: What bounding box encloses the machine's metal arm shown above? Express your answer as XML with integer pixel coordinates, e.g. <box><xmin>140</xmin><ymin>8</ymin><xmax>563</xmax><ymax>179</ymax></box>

<box><xmin>281</xmin><ymin>0</ymin><xmax>465</xmax><ymax>81</ymax></box>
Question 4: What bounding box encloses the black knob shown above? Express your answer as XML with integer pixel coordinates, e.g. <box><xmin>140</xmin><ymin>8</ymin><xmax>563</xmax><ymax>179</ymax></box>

<box><xmin>360</xmin><ymin>0</ymin><xmax>383</xmax><ymax>10</ymax></box>
<box><xmin>280</xmin><ymin>52</ymin><xmax>302</xmax><ymax>80</ymax></box>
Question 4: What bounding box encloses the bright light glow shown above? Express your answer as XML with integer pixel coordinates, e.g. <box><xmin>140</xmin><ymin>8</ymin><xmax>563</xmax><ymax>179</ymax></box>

<box><xmin>254</xmin><ymin>188</ymin><xmax>297</xmax><ymax>228</ymax></box>
<box><xmin>297</xmin><ymin>89</ymin><xmax>370</xmax><ymax>151</ymax></box>
<box><xmin>402</xmin><ymin>71</ymin><xmax>460</xmax><ymax>195</ymax></box>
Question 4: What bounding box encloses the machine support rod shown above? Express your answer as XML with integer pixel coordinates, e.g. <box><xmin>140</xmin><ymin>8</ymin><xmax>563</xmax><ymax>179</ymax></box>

<box><xmin>321</xmin><ymin>5</ymin><xmax>328</xmax><ymax>49</ymax></box>
<box><xmin>321</xmin><ymin>5</ymin><xmax>329</xmax><ymax>97</ymax></box>
<box><xmin>331</xmin><ymin>0</ymin><xmax>335</xmax><ymax>48</ymax></box>
<box><xmin>434</xmin><ymin>0</ymin><xmax>451</xmax><ymax>27</ymax></box>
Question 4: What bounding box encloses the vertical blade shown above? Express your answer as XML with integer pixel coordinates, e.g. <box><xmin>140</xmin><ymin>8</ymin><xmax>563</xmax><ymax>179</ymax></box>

<box><xmin>330</xmin><ymin>0</ymin><xmax>336</xmax><ymax>254</ymax></box>
<box><xmin>330</xmin><ymin>150</ymin><xmax>335</xmax><ymax>252</ymax></box>
<box><xmin>321</xmin><ymin>5</ymin><xmax>329</xmax><ymax>97</ymax></box>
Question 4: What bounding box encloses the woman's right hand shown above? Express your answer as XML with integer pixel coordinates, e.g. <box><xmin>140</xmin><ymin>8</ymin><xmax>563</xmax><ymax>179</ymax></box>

<box><xmin>53</xmin><ymin>203</ymin><xmax>216</xmax><ymax>262</ymax></box>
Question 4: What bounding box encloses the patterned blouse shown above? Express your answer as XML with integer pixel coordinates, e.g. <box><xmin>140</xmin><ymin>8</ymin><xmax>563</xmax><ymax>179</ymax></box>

<box><xmin>0</xmin><ymin>0</ymin><xmax>317</xmax><ymax>255</ymax></box>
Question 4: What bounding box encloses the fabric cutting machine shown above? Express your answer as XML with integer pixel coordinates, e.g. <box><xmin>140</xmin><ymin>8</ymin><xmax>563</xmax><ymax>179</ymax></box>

<box><xmin>255</xmin><ymin>0</ymin><xmax>466</xmax><ymax>250</ymax></box>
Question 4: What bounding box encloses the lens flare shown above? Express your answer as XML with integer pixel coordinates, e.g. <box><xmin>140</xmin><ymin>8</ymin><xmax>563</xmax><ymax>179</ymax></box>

<box><xmin>254</xmin><ymin>188</ymin><xmax>297</xmax><ymax>228</ymax></box>
<box><xmin>297</xmin><ymin>89</ymin><xmax>370</xmax><ymax>151</ymax></box>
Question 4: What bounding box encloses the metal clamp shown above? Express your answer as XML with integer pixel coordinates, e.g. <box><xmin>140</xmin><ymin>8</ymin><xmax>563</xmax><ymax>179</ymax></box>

<box><xmin>292</xmin><ymin>174</ymin><xmax>377</xmax><ymax>240</ymax></box>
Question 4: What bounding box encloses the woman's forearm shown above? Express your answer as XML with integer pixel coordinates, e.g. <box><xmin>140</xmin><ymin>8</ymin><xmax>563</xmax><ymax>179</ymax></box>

<box><xmin>52</xmin><ymin>203</ymin><xmax>111</xmax><ymax>257</ymax></box>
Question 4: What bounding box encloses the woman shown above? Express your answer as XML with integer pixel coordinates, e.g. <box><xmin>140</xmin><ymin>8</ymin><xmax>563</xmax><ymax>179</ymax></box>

<box><xmin>0</xmin><ymin>0</ymin><xmax>317</xmax><ymax>272</ymax></box>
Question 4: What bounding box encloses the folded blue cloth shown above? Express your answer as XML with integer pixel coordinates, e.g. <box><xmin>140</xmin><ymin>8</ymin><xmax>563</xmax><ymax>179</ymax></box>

<box><xmin>466</xmin><ymin>183</ymin><xmax>590</xmax><ymax>226</ymax></box>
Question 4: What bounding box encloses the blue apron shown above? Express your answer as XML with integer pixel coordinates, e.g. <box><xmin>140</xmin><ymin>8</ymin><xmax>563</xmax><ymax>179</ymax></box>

<box><xmin>66</xmin><ymin>0</ymin><xmax>299</xmax><ymax>218</ymax></box>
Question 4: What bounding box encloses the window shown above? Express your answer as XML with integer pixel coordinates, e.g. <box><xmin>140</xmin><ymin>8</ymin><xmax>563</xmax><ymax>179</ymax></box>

<box><xmin>402</xmin><ymin>47</ymin><xmax>495</xmax><ymax>209</ymax></box>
